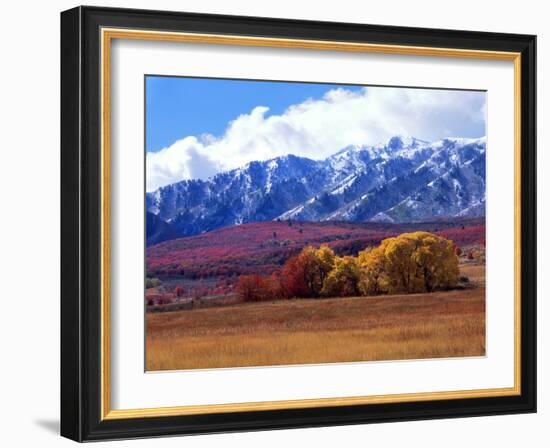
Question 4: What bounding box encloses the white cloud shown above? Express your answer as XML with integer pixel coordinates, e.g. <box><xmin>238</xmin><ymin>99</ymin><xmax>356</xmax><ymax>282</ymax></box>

<box><xmin>146</xmin><ymin>86</ymin><xmax>486</xmax><ymax>191</ymax></box>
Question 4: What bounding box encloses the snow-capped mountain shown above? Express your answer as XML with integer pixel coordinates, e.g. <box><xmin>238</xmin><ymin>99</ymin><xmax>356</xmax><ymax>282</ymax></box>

<box><xmin>146</xmin><ymin>136</ymin><xmax>486</xmax><ymax>244</ymax></box>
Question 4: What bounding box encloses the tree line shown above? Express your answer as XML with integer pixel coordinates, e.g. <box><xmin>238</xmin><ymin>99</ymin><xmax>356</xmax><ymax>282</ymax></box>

<box><xmin>237</xmin><ymin>231</ymin><xmax>460</xmax><ymax>301</ymax></box>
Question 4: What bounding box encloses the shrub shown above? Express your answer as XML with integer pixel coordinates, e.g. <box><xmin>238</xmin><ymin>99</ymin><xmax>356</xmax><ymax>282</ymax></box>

<box><xmin>237</xmin><ymin>275</ymin><xmax>263</xmax><ymax>302</ymax></box>
<box><xmin>237</xmin><ymin>274</ymin><xmax>281</xmax><ymax>302</ymax></box>
<box><xmin>145</xmin><ymin>277</ymin><xmax>161</xmax><ymax>289</ymax></box>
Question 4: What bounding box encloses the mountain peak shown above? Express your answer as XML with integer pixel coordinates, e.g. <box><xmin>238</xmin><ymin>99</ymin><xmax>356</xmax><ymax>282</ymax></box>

<box><xmin>146</xmin><ymin>136</ymin><xmax>486</xmax><ymax>243</ymax></box>
<box><xmin>386</xmin><ymin>135</ymin><xmax>428</xmax><ymax>150</ymax></box>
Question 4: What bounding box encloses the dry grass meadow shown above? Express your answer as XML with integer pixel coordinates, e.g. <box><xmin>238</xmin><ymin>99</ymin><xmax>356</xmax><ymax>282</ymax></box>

<box><xmin>146</xmin><ymin>264</ymin><xmax>485</xmax><ymax>371</ymax></box>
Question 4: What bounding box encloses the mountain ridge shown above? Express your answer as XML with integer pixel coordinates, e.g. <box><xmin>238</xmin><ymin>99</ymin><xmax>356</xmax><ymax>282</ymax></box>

<box><xmin>146</xmin><ymin>135</ymin><xmax>486</xmax><ymax>245</ymax></box>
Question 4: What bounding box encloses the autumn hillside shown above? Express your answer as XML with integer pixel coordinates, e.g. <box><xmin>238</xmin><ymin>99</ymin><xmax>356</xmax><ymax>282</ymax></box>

<box><xmin>146</xmin><ymin>219</ymin><xmax>485</xmax><ymax>279</ymax></box>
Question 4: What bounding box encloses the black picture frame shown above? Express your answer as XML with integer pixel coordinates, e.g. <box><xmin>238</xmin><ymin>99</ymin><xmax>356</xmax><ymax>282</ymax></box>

<box><xmin>61</xmin><ymin>5</ymin><xmax>536</xmax><ymax>442</ymax></box>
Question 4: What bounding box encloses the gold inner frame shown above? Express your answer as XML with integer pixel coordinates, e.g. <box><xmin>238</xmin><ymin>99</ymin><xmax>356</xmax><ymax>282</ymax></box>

<box><xmin>100</xmin><ymin>27</ymin><xmax>522</xmax><ymax>420</ymax></box>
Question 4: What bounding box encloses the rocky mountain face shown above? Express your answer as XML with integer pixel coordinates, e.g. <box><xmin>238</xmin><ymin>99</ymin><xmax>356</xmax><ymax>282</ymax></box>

<box><xmin>146</xmin><ymin>136</ymin><xmax>486</xmax><ymax>245</ymax></box>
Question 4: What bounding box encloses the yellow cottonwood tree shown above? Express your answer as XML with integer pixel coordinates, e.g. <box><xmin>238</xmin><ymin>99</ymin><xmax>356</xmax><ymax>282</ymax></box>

<box><xmin>410</xmin><ymin>232</ymin><xmax>460</xmax><ymax>292</ymax></box>
<box><xmin>321</xmin><ymin>256</ymin><xmax>361</xmax><ymax>297</ymax></box>
<box><xmin>363</xmin><ymin>232</ymin><xmax>459</xmax><ymax>294</ymax></box>
<box><xmin>291</xmin><ymin>245</ymin><xmax>336</xmax><ymax>297</ymax></box>
<box><xmin>316</xmin><ymin>245</ymin><xmax>336</xmax><ymax>275</ymax></box>
<box><xmin>357</xmin><ymin>247</ymin><xmax>388</xmax><ymax>295</ymax></box>
<box><xmin>279</xmin><ymin>232</ymin><xmax>458</xmax><ymax>299</ymax></box>
<box><xmin>381</xmin><ymin>236</ymin><xmax>422</xmax><ymax>293</ymax></box>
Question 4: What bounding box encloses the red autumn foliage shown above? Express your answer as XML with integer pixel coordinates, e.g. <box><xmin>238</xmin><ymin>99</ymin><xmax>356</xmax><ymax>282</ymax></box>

<box><xmin>280</xmin><ymin>254</ymin><xmax>311</xmax><ymax>298</ymax></box>
<box><xmin>438</xmin><ymin>225</ymin><xmax>486</xmax><ymax>247</ymax></box>
<box><xmin>146</xmin><ymin>220</ymin><xmax>485</xmax><ymax>299</ymax></box>
<box><xmin>147</xmin><ymin>221</ymin><xmax>484</xmax><ymax>276</ymax></box>
<box><xmin>237</xmin><ymin>274</ymin><xmax>282</xmax><ymax>302</ymax></box>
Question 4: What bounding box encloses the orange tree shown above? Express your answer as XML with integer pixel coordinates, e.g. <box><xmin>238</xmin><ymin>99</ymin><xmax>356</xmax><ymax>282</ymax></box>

<box><xmin>281</xmin><ymin>245</ymin><xmax>336</xmax><ymax>298</ymax></box>
<box><xmin>237</xmin><ymin>275</ymin><xmax>266</xmax><ymax>302</ymax></box>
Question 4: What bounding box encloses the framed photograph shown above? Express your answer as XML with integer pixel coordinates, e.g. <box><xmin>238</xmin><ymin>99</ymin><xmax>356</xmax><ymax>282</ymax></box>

<box><xmin>61</xmin><ymin>6</ymin><xmax>536</xmax><ymax>441</ymax></box>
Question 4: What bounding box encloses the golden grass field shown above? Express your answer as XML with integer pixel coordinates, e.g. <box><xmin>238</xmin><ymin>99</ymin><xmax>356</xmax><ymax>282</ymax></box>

<box><xmin>146</xmin><ymin>264</ymin><xmax>485</xmax><ymax>371</ymax></box>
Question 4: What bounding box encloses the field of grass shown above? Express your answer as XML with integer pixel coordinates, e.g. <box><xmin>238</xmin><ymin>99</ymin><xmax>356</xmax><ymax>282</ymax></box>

<box><xmin>146</xmin><ymin>264</ymin><xmax>485</xmax><ymax>371</ymax></box>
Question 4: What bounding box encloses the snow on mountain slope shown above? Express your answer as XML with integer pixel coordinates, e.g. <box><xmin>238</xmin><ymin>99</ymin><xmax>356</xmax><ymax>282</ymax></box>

<box><xmin>146</xmin><ymin>136</ymin><xmax>486</xmax><ymax>243</ymax></box>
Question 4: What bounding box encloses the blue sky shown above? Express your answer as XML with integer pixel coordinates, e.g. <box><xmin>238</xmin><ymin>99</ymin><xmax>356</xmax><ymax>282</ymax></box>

<box><xmin>145</xmin><ymin>76</ymin><xmax>486</xmax><ymax>191</ymax></box>
<box><xmin>146</xmin><ymin>76</ymin><xmax>362</xmax><ymax>153</ymax></box>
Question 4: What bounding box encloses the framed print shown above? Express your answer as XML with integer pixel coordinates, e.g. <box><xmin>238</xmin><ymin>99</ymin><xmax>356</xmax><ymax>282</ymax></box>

<box><xmin>60</xmin><ymin>6</ymin><xmax>537</xmax><ymax>442</ymax></box>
